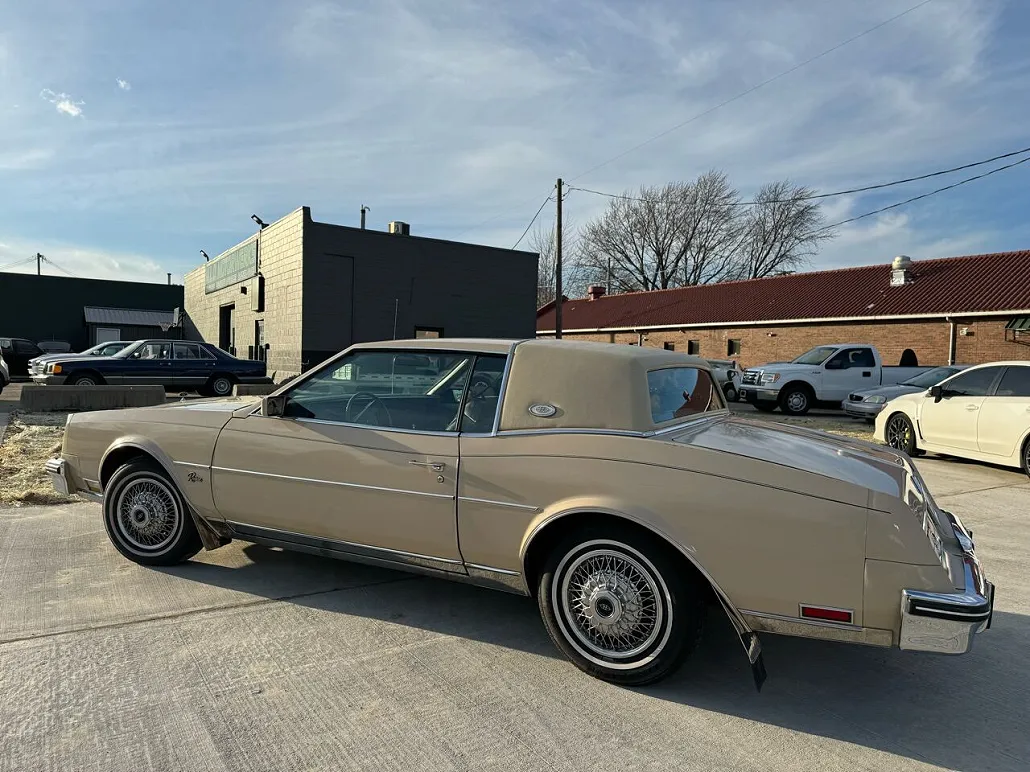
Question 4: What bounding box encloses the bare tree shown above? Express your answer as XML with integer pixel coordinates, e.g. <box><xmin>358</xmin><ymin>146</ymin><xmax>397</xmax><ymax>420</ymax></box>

<box><xmin>734</xmin><ymin>181</ymin><xmax>833</xmax><ymax>280</ymax></box>
<box><xmin>528</xmin><ymin>216</ymin><xmax>581</xmax><ymax>307</ymax></box>
<box><xmin>576</xmin><ymin>173</ymin><xmax>832</xmax><ymax>293</ymax></box>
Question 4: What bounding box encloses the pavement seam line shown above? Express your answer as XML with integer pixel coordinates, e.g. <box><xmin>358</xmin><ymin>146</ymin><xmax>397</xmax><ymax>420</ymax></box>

<box><xmin>0</xmin><ymin>575</ymin><xmax>421</xmax><ymax>647</ymax></box>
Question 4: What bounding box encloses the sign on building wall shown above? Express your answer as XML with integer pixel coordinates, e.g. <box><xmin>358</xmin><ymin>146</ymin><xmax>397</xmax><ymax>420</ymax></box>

<box><xmin>205</xmin><ymin>240</ymin><xmax>258</xmax><ymax>293</ymax></box>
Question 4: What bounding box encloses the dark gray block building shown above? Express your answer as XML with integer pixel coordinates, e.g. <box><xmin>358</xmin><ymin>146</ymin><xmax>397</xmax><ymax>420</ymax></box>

<box><xmin>184</xmin><ymin>206</ymin><xmax>539</xmax><ymax>379</ymax></box>
<box><xmin>0</xmin><ymin>273</ymin><xmax>184</xmax><ymax>351</ymax></box>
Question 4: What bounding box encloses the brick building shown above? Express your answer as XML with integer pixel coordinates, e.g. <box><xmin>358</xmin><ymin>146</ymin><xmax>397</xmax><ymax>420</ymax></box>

<box><xmin>536</xmin><ymin>251</ymin><xmax>1030</xmax><ymax>368</ymax></box>
<box><xmin>185</xmin><ymin>207</ymin><xmax>538</xmax><ymax>380</ymax></box>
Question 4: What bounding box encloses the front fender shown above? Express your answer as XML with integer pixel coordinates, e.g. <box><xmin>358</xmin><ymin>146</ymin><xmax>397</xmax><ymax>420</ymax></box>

<box><xmin>99</xmin><ymin>437</ymin><xmax>229</xmax><ymax>551</ymax></box>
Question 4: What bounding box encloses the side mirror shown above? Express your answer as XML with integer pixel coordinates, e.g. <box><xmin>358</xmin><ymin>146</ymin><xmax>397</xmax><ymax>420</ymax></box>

<box><xmin>930</xmin><ymin>385</ymin><xmax>943</xmax><ymax>402</ymax></box>
<box><xmin>262</xmin><ymin>395</ymin><xmax>287</xmax><ymax>417</ymax></box>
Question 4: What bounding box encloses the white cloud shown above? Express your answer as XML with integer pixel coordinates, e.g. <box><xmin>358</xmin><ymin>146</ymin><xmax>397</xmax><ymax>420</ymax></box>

<box><xmin>116</xmin><ymin>78</ymin><xmax>131</xmax><ymax>91</ymax></box>
<box><xmin>0</xmin><ymin>238</ymin><xmax>164</xmax><ymax>282</ymax></box>
<box><xmin>39</xmin><ymin>88</ymin><xmax>84</xmax><ymax>117</ymax></box>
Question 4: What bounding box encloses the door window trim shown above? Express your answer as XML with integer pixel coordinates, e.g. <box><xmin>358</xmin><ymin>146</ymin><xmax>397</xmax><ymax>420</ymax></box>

<box><xmin>266</xmin><ymin>346</ymin><xmax>516</xmax><ymax>437</ymax></box>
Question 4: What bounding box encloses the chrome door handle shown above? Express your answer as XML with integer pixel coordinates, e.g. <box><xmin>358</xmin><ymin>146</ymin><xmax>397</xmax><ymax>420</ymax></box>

<box><xmin>965</xmin><ymin>405</ymin><xmax>979</xmax><ymax>411</ymax></box>
<box><xmin>409</xmin><ymin>460</ymin><xmax>445</xmax><ymax>472</ymax></box>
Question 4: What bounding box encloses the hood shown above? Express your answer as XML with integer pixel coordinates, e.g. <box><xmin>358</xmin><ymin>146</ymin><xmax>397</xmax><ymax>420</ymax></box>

<box><xmin>146</xmin><ymin>396</ymin><xmax>260</xmax><ymax>413</ymax></box>
<box><xmin>748</xmin><ymin>362</ymin><xmax>811</xmax><ymax>374</ymax></box>
<box><xmin>674</xmin><ymin>415</ymin><xmax>907</xmax><ymax>498</ymax></box>
<box><xmin>850</xmin><ymin>384</ymin><xmax>922</xmax><ymax>400</ymax></box>
<box><xmin>46</xmin><ymin>355</ymin><xmax>110</xmax><ymax>366</ymax></box>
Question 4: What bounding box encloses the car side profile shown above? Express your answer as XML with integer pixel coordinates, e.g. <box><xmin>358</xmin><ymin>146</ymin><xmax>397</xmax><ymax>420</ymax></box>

<box><xmin>47</xmin><ymin>339</ymin><xmax>993</xmax><ymax>688</ymax></box>
<box><xmin>28</xmin><ymin>340</ymin><xmax>132</xmax><ymax>376</ymax></box>
<box><xmin>876</xmin><ymin>361</ymin><xmax>1030</xmax><ymax>479</ymax></box>
<box><xmin>843</xmin><ymin>365</ymin><xmax>969</xmax><ymax>422</ymax></box>
<box><xmin>32</xmin><ymin>339</ymin><xmax>268</xmax><ymax>396</ymax></box>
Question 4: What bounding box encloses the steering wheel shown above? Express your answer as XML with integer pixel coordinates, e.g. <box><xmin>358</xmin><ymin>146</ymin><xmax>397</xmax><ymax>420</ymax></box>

<box><xmin>345</xmin><ymin>391</ymin><xmax>392</xmax><ymax>426</ymax></box>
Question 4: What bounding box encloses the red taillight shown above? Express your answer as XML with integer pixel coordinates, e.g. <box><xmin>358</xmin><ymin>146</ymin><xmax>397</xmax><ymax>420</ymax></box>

<box><xmin>800</xmin><ymin>605</ymin><xmax>853</xmax><ymax>624</ymax></box>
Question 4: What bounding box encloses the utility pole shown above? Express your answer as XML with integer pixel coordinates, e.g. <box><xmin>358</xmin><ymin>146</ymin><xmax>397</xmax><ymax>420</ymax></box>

<box><xmin>36</xmin><ymin>253</ymin><xmax>43</xmax><ymax>275</ymax></box>
<box><xmin>555</xmin><ymin>178</ymin><xmax>563</xmax><ymax>339</ymax></box>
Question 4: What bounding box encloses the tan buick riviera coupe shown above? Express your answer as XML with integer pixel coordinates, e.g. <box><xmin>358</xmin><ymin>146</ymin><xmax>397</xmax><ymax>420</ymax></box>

<box><xmin>46</xmin><ymin>339</ymin><xmax>994</xmax><ymax>688</ymax></box>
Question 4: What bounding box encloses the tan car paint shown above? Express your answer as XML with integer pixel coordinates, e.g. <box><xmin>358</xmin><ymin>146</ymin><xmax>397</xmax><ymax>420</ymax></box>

<box><xmin>211</xmin><ymin>414</ymin><xmax>463</xmax><ymax>566</ymax></box>
<box><xmin>56</xmin><ymin>338</ymin><xmax>963</xmax><ymax>652</ymax></box>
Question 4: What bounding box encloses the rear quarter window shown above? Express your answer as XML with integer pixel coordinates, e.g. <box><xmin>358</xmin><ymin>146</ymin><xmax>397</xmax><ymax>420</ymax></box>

<box><xmin>648</xmin><ymin>367</ymin><xmax>722</xmax><ymax>423</ymax></box>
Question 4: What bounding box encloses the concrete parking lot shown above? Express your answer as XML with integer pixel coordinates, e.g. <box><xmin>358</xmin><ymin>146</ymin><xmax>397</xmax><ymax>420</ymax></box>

<box><xmin>0</xmin><ymin>432</ymin><xmax>1028</xmax><ymax>771</ymax></box>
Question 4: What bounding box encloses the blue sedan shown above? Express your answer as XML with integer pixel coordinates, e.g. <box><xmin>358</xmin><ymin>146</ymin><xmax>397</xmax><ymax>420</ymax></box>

<box><xmin>32</xmin><ymin>339</ymin><xmax>269</xmax><ymax>396</ymax></box>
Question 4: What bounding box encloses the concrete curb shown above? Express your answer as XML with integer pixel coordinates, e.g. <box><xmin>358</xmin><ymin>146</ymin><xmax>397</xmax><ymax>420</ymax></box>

<box><xmin>20</xmin><ymin>385</ymin><xmax>167</xmax><ymax>412</ymax></box>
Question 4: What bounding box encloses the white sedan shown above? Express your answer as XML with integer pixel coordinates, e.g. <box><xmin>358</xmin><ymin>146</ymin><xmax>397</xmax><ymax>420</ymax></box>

<box><xmin>875</xmin><ymin>361</ymin><xmax>1030</xmax><ymax>479</ymax></box>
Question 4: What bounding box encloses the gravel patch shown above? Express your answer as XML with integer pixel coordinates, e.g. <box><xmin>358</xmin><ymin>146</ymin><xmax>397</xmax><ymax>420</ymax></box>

<box><xmin>0</xmin><ymin>411</ymin><xmax>74</xmax><ymax>506</ymax></box>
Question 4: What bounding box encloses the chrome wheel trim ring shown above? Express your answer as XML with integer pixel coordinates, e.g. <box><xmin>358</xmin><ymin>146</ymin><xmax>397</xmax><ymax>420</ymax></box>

<box><xmin>212</xmin><ymin>377</ymin><xmax>231</xmax><ymax>395</ymax></box>
<box><xmin>553</xmin><ymin>540</ymin><xmax>672</xmax><ymax>670</ymax></box>
<box><xmin>886</xmin><ymin>415</ymin><xmax>910</xmax><ymax>450</ymax></box>
<box><xmin>77</xmin><ymin>377</ymin><xmax>96</xmax><ymax>386</ymax></box>
<box><xmin>112</xmin><ymin>474</ymin><xmax>183</xmax><ymax>554</ymax></box>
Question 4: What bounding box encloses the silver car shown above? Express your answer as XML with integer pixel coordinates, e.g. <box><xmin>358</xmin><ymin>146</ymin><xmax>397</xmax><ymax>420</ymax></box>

<box><xmin>843</xmin><ymin>365</ymin><xmax>969</xmax><ymax>422</ymax></box>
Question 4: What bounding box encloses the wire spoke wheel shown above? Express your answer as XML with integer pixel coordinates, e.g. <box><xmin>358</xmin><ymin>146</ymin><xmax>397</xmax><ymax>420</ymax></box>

<box><xmin>557</xmin><ymin>546</ymin><xmax>665</xmax><ymax>660</ymax></box>
<box><xmin>114</xmin><ymin>477</ymin><xmax>180</xmax><ymax>552</ymax></box>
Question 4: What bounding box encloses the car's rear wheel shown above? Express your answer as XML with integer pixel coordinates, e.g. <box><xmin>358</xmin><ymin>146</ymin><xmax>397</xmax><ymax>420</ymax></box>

<box><xmin>537</xmin><ymin>527</ymin><xmax>705</xmax><ymax>686</ymax></box>
<box><xmin>103</xmin><ymin>459</ymin><xmax>201</xmax><ymax>566</ymax></box>
<box><xmin>207</xmin><ymin>374</ymin><xmax>234</xmax><ymax>397</ymax></box>
<box><xmin>885</xmin><ymin>412</ymin><xmax>921</xmax><ymax>456</ymax></box>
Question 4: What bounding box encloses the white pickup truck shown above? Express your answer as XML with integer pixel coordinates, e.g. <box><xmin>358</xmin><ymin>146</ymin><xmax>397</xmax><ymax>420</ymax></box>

<box><xmin>739</xmin><ymin>344</ymin><xmax>932</xmax><ymax>416</ymax></box>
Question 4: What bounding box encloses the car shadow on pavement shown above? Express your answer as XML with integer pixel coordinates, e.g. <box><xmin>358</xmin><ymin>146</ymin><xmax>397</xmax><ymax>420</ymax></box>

<box><xmin>653</xmin><ymin>609</ymin><xmax>1029</xmax><ymax>772</ymax></box>
<box><xmin>165</xmin><ymin>543</ymin><xmax>1028</xmax><ymax>772</ymax></box>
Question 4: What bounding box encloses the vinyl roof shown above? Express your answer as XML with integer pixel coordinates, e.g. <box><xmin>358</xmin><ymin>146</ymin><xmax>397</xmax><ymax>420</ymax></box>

<box><xmin>537</xmin><ymin>250</ymin><xmax>1030</xmax><ymax>331</ymax></box>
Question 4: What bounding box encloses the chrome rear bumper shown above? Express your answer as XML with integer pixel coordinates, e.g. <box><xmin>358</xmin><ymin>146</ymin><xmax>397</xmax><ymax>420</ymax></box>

<box><xmin>899</xmin><ymin>512</ymin><xmax>993</xmax><ymax>654</ymax></box>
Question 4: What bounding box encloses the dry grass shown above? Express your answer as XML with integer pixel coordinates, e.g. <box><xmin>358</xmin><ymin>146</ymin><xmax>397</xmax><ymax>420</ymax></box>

<box><xmin>0</xmin><ymin>411</ymin><xmax>75</xmax><ymax>506</ymax></box>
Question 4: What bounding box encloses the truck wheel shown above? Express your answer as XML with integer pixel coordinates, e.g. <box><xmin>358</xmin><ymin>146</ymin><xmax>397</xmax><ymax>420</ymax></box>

<box><xmin>537</xmin><ymin>527</ymin><xmax>705</xmax><ymax>686</ymax></box>
<box><xmin>779</xmin><ymin>386</ymin><xmax>812</xmax><ymax>416</ymax></box>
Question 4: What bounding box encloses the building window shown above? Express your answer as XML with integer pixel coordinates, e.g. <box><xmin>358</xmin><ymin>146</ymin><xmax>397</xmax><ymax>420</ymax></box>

<box><xmin>663</xmin><ymin>342</ymin><xmax>675</xmax><ymax>351</ymax></box>
<box><xmin>414</xmin><ymin>326</ymin><xmax>443</xmax><ymax>339</ymax></box>
<box><xmin>687</xmin><ymin>340</ymin><xmax>700</xmax><ymax>355</ymax></box>
<box><xmin>727</xmin><ymin>339</ymin><xmax>741</xmax><ymax>356</ymax></box>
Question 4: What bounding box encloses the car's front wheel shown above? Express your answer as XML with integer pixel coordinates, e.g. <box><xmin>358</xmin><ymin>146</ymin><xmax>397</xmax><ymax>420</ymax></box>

<box><xmin>537</xmin><ymin>528</ymin><xmax>705</xmax><ymax>686</ymax></box>
<box><xmin>1021</xmin><ymin>437</ymin><xmax>1030</xmax><ymax>481</ymax></box>
<box><xmin>885</xmin><ymin>412</ymin><xmax>921</xmax><ymax>456</ymax></box>
<box><xmin>103</xmin><ymin>459</ymin><xmax>201</xmax><ymax>566</ymax></box>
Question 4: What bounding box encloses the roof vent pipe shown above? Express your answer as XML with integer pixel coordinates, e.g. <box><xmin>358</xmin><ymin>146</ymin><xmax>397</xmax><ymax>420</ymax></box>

<box><xmin>891</xmin><ymin>255</ymin><xmax>913</xmax><ymax>286</ymax></box>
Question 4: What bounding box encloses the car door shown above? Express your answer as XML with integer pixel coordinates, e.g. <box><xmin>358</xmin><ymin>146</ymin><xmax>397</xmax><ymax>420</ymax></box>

<box><xmin>119</xmin><ymin>341</ymin><xmax>172</xmax><ymax>384</ymax></box>
<box><xmin>209</xmin><ymin>348</ymin><xmax>476</xmax><ymax>572</ymax></box>
<box><xmin>917</xmin><ymin>366</ymin><xmax>1004</xmax><ymax>452</ymax></box>
<box><xmin>975</xmin><ymin>365</ymin><xmax>1030</xmax><ymax>459</ymax></box>
<box><xmin>172</xmin><ymin>342</ymin><xmax>216</xmax><ymax>387</ymax></box>
<box><xmin>822</xmin><ymin>347</ymin><xmax>875</xmax><ymax>402</ymax></box>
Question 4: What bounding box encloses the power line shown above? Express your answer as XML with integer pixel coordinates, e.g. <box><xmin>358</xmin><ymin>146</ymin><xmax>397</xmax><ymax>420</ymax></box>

<box><xmin>817</xmin><ymin>154</ymin><xmax>1030</xmax><ymax>233</ymax></box>
<box><xmin>567</xmin><ymin>143</ymin><xmax>1030</xmax><ymax>205</ymax></box>
<box><xmin>568</xmin><ymin>0</ymin><xmax>935</xmax><ymax>183</ymax></box>
<box><xmin>0</xmin><ymin>257</ymin><xmax>36</xmax><ymax>272</ymax></box>
<box><xmin>41</xmin><ymin>256</ymin><xmax>79</xmax><ymax>277</ymax></box>
<box><xmin>511</xmin><ymin>187</ymin><xmax>557</xmax><ymax>250</ymax></box>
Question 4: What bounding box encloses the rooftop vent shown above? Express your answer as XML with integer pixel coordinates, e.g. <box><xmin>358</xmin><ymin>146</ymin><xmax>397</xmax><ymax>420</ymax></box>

<box><xmin>388</xmin><ymin>221</ymin><xmax>410</xmax><ymax>236</ymax></box>
<box><xmin>890</xmin><ymin>255</ymin><xmax>913</xmax><ymax>286</ymax></box>
<box><xmin>587</xmin><ymin>284</ymin><xmax>607</xmax><ymax>301</ymax></box>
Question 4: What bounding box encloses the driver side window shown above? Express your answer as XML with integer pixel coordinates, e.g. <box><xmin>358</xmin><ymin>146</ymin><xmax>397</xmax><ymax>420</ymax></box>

<box><xmin>282</xmin><ymin>349</ymin><xmax>474</xmax><ymax>432</ymax></box>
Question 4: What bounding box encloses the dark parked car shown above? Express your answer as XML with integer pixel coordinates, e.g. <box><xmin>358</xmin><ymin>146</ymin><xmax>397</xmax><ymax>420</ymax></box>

<box><xmin>31</xmin><ymin>339</ymin><xmax>269</xmax><ymax>396</ymax></box>
<box><xmin>0</xmin><ymin>337</ymin><xmax>45</xmax><ymax>377</ymax></box>
<box><xmin>37</xmin><ymin>340</ymin><xmax>73</xmax><ymax>354</ymax></box>
<box><xmin>28</xmin><ymin>341</ymin><xmax>132</xmax><ymax>376</ymax></box>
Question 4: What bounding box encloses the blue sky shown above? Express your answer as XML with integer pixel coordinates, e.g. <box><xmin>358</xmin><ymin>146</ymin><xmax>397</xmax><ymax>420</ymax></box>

<box><xmin>1</xmin><ymin>0</ymin><xmax>1028</xmax><ymax>284</ymax></box>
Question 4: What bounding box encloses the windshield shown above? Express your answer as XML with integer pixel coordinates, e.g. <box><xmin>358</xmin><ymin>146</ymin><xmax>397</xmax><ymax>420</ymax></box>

<box><xmin>791</xmin><ymin>346</ymin><xmax>839</xmax><ymax>365</ymax></box>
<box><xmin>900</xmin><ymin>366</ymin><xmax>961</xmax><ymax>388</ymax></box>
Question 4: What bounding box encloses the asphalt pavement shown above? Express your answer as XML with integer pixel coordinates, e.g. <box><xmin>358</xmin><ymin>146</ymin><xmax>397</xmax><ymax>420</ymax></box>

<box><xmin>0</xmin><ymin>453</ymin><xmax>1027</xmax><ymax>770</ymax></box>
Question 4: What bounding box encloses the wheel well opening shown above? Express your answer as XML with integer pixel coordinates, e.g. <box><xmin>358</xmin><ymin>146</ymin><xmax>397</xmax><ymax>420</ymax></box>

<box><xmin>100</xmin><ymin>447</ymin><xmax>155</xmax><ymax>488</ymax></box>
<box><xmin>780</xmin><ymin>380</ymin><xmax>814</xmax><ymax>397</ymax></box>
<box><xmin>521</xmin><ymin>512</ymin><xmax>715</xmax><ymax>602</ymax></box>
<box><xmin>67</xmin><ymin>369</ymin><xmax>104</xmax><ymax>383</ymax></box>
